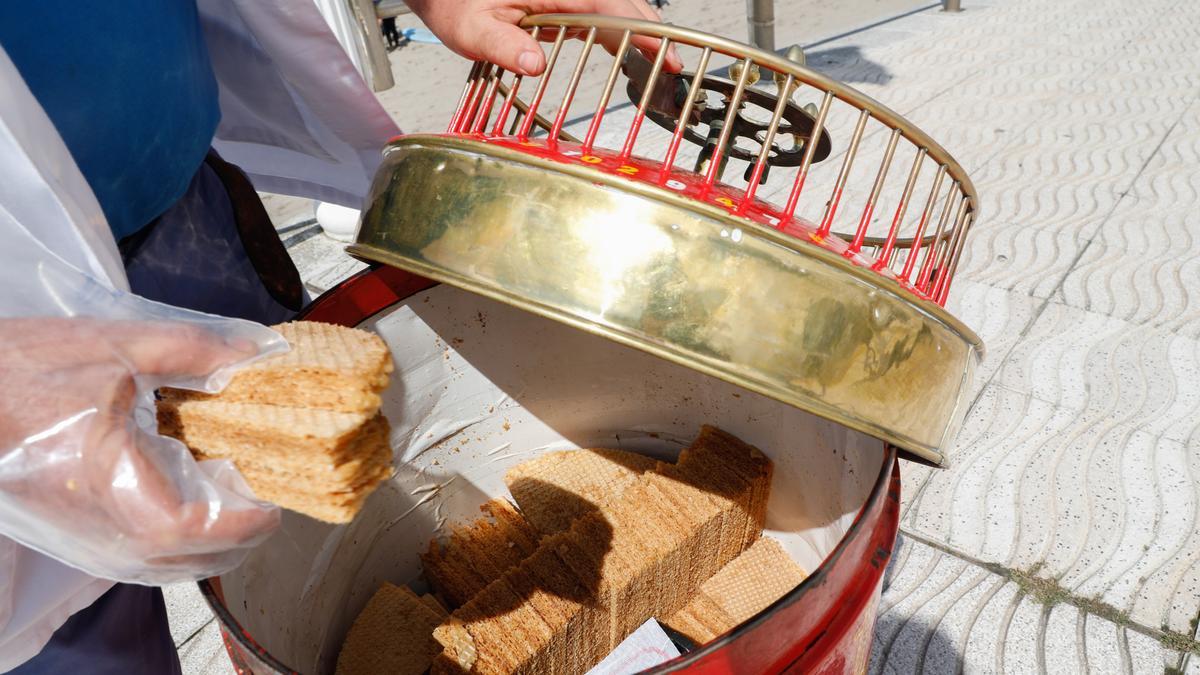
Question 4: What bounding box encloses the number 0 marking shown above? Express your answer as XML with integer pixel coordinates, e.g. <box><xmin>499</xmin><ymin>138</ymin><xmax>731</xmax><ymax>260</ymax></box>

<box><xmin>715</xmin><ymin>197</ymin><xmax>735</xmax><ymax>208</ymax></box>
<box><xmin>581</xmin><ymin>155</ymin><xmax>602</xmax><ymax>164</ymax></box>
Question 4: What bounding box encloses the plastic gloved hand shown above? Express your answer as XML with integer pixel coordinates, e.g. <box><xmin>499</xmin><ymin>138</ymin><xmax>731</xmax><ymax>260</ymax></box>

<box><xmin>0</xmin><ymin>317</ymin><xmax>282</xmax><ymax>584</ymax></box>
<box><xmin>404</xmin><ymin>0</ymin><xmax>683</xmax><ymax>76</ymax></box>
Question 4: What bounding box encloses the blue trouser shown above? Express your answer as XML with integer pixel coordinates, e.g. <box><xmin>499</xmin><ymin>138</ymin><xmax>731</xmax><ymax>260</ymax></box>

<box><xmin>7</xmin><ymin>585</ymin><xmax>180</xmax><ymax>675</ymax></box>
<box><xmin>12</xmin><ymin>158</ymin><xmax>300</xmax><ymax>674</ymax></box>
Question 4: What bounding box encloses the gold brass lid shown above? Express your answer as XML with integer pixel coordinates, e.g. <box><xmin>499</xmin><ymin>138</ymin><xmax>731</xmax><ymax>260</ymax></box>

<box><xmin>351</xmin><ymin>15</ymin><xmax>983</xmax><ymax>466</ymax></box>
<box><xmin>351</xmin><ymin>136</ymin><xmax>981</xmax><ymax>466</ymax></box>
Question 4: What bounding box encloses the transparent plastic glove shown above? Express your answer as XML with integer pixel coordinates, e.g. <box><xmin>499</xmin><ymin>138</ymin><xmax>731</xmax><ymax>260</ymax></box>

<box><xmin>0</xmin><ymin>316</ymin><xmax>286</xmax><ymax>584</ymax></box>
<box><xmin>0</xmin><ymin>203</ymin><xmax>287</xmax><ymax>584</ymax></box>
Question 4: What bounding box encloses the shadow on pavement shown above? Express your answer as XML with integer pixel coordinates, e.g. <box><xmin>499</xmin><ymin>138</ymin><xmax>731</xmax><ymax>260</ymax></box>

<box><xmin>869</xmin><ymin>535</ymin><xmax>963</xmax><ymax>674</ymax></box>
<box><xmin>806</xmin><ymin>46</ymin><xmax>894</xmax><ymax>85</ymax></box>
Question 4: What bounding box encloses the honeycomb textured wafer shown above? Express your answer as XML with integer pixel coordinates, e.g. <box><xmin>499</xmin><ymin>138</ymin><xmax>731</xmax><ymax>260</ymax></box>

<box><xmin>159</xmin><ymin>407</ymin><xmax>392</xmax><ymax>523</ymax></box>
<box><xmin>664</xmin><ymin>536</ymin><xmax>806</xmax><ymax>644</ymax></box>
<box><xmin>157</xmin><ymin>400</ymin><xmax>374</xmax><ymax>459</ymax></box>
<box><xmin>186</xmin><ymin>415</ymin><xmax>393</xmax><ymax>493</ymax></box>
<box><xmin>336</xmin><ymin>583</ymin><xmax>443</xmax><ymax>675</ymax></box>
<box><xmin>421</xmin><ymin>594</ymin><xmax>450</xmax><ymax>619</ymax></box>
<box><xmin>245</xmin><ymin>464</ymin><xmax>390</xmax><ymax>524</ymax></box>
<box><xmin>162</xmin><ymin>322</ymin><xmax>393</xmax><ymax>413</ymax></box>
<box><xmin>505</xmin><ymin>448</ymin><xmax>658</xmax><ymax>535</ymax></box>
<box><xmin>422</xmin><ymin>499</ymin><xmax>541</xmax><ymax>608</ymax></box>
<box><xmin>432</xmin><ymin>426</ymin><xmax>772</xmax><ymax>674</ymax></box>
<box><xmin>156</xmin><ymin>321</ymin><xmax>395</xmax><ymax>523</ymax></box>
<box><xmin>687</xmin><ymin>425</ymin><xmax>773</xmax><ymax>547</ymax></box>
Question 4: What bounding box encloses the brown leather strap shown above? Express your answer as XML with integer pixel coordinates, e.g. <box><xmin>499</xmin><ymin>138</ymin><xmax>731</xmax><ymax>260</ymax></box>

<box><xmin>204</xmin><ymin>151</ymin><xmax>305</xmax><ymax>312</ymax></box>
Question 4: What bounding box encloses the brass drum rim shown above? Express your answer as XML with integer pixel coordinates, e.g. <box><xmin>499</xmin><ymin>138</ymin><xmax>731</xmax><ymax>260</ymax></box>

<box><xmin>350</xmin><ymin>245</ymin><xmax>967</xmax><ymax>464</ymax></box>
<box><xmin>370</xmin><ymin>135</ymin><xmax>983</xmax><ymax>346</ymax></box>
<box><xmin>352</xmin><ymin>136</ymin><xmax>983</xmax><ymax>465</ymax></box>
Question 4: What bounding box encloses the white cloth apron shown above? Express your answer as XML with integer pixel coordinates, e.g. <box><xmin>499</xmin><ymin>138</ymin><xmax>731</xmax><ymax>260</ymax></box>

<box><xmin>0</xmin><ymin>0</ymin><xmax>399</xmax><ymax>668</ymax></box>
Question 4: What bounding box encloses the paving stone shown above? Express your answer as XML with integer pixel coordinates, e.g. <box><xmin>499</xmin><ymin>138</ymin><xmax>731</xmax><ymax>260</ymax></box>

<box><xmin>902</xmin><ymin>385</ymin><xmax>1077</xmax><ymax>562</ymax></box>
<box><xmin>872</xmin><ymin>536</ymin><xmax>1191</xmax><ymax>674</ymax></box>
<box><xmin>1068</xmin><ymin>128</ymin><xmax>1200</xmax><ymax>338</ymax></box>
<box><xmin>1059</xmin><ymin>239</ymin><xmax>1200</xmax><ymax>334</ymax></box>
<box><xmin>904</xmin><ymin>374</ymin><xmax>1200</xmax><ymax>636</ymax></box>
<box><xmin>285</xmin><ymin>229</ymin><xmax>367</xmax><ymax>296</ymax></box>
<box><xmin>960</xmin><ymin>574</ymin><xmax>1021</xmax><ymax>673</ymax></box>
<box><xmin>1000</xmin><ymin>594</ymin><xmax>1041</xmax><ymax>673</ymax></box>
<box><xmin>178</xmin><ymin>620</ymin><xmax>234</xmax><ymax>675</ymax></box>
<box><xmin>305</xmin><ymin>256</ymin><xmax>370</xmax><ymax>296</ymax></box>
<box><xmin>1128</xmin><ymin>627</ymin><xmax>1175</xmax><ymax>675</ymax></box>
<box><xmin>164</xmin><ymin>582</ymin><xmax>215</xmax><ymax>648</ymax></box>
<box><xmin>259</xmin><ymin>192</ymin><xmax>314</xmax><ymax>231</ymax></box>
<box><xmin>941</xmin><ymin>277</ymin><xmax>1042</xmax><ymax>395</ymax></box>
<box><xmin>995</xmin><ymin>302</ymin><xmax>1200</xmax><ymax>443</ymax></box>
<box><xmin>909</xmin><ymin>558</ymin><xmax>1005</xmax><ymax>674</ymax></box>
<box><xmin>955</xmin><ymin>222</ymin><xmax>1085</xmax><ymax>299</ymax></box>
<box><xmin>1043</xmin><ymin>603</ymin><xmax>1085</xmax><ymax>673</ymax></box>
<box><xmin>965</xmin><ymin>137</ymin><xmax>1132</xmax><ymax>241</ymax></box>
<box><xmin>872</xmin><ymin>536</ymin><xmax>976</xmax><ymax>674</ymax></box>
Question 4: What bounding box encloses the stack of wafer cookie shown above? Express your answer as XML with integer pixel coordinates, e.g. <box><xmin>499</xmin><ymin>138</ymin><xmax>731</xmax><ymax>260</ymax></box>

<box><xmin>157</xmin><ymin>321</ymin><xmax>394</xmax><ymax>523</ymax></box>
<box><xmin>335</xmin><ymin>427</ymin><xmax>805</xmax><ymax>674</ymax></box>
<box><xmin>664</xmin><ymin>535</ymin><xmax>806</xmax><ymax>644</ymax></box>
<box><xmin>430</xmin><ymin>426</ymin><xmax>776</xmax><ymax>674</ymax></box>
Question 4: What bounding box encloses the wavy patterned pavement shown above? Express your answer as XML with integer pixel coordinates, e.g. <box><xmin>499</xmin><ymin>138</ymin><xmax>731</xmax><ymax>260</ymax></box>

<box><xmin>872</xmin><ymin>536</ymin><xmax>1187</xmax><ymax>673</ymax></box>
<box><xmin>833</xmin><ymin>0</ymin><xmax>1200</xmax><ymax>671</ymax></box>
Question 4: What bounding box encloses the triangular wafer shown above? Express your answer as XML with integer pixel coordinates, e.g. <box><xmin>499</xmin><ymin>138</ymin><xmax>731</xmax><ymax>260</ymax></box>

<box><xmin>505</xmin><ymin>448</ymin><xmax>658</xmax><ymax>535</ymax></box>
<box><xmin>664</xmin><ymin>536</ymin><xmax>806</xmax><ymax>644</ymax></box>
<box><xmin>162</xmin><ymin>321</ymin><xmax>392</xmax><ymax>413</ymax></box>
<box><xmin>336</xmin><ymin>583</ymin><xmax>442</xmax><ymax>675</ymax></box>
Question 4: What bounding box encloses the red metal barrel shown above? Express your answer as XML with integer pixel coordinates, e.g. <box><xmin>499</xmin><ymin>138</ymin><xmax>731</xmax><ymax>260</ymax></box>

<box><xmin>199</xmin><ymin>265</ymin><xmax>901</xmax><ymax>675</ymax></box>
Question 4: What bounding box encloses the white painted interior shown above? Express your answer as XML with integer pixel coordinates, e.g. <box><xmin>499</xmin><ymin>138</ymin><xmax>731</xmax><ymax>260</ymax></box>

<box><xmin>220</xmin><ymin>283</ymin><xmax>885</xmax><ymax>674</ymax></box>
